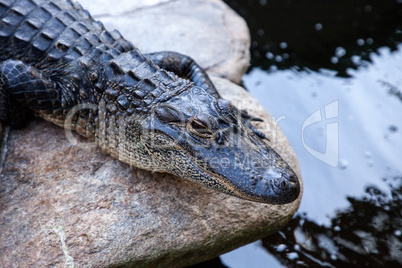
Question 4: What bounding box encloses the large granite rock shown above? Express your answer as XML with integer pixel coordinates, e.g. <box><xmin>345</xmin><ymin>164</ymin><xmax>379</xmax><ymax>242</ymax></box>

<box><xmin>0</xmin><ymin>0</ymin><xmax>302</xmax><ymax>267</ymax></box>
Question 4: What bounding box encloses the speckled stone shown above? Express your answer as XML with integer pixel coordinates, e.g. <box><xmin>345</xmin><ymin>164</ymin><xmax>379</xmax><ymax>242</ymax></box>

<box><xmin>0</xmin><ymin>0</ymin><xmax>302</xmax><ymax>267</ymax></box>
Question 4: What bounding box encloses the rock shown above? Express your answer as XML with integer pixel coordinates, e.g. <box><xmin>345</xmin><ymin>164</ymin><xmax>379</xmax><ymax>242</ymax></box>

<box><xmin>0</xmin><ymin>80</ymin><xmax>302</xmax><ymax>268</ymax></box>
<box><xmin>84</xmin><ymin>0</ymin><xmax>251</xmax><ymax>84</ymax></box>
<box><xmin>0</xmin><ymin>0</ymin><xmax>302</xmax><ymax>267</ymax></box>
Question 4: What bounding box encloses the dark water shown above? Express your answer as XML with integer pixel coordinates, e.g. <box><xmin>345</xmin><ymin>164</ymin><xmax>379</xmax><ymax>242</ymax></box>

<box><xmin>189</xmin><ymin>0</ymin><xmax>402</xmax><ymax>267</ymax></box>
<box><xmin>226</xmin><ymin>0</ymin><xmax>402</xmax><ymax>77</ymax></box>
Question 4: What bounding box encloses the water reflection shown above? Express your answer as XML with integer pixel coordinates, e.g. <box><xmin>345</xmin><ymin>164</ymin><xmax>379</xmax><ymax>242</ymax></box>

<box><xmin>244</xmin><ymin>45</ymin><xmax>402</xmax><ymax>225</ymax></box>
<box><xmin>262</xmin><ymin>178</ymin><xmax>402</xmax><ymax>267</ymax></box>
<box><xmin>224</xmin><ymin>0</ymin><xmax>402</xmax><ymax>76</ymax></box>
<box><xmin>209</xmin><ymin>1</ymin><xmax>402</xmax><ymax>267</ymax></box>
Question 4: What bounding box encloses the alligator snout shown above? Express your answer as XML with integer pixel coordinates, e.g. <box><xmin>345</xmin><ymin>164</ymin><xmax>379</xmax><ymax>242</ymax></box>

<box><xmin>241</xmin><ymin>164</ymin><xmax>300</xmax><ymax>204</ymax></box>
<box><xmin>271</xmin><ymin>172</ymin><xmax>300</xmax><ymax>204</ymax></box>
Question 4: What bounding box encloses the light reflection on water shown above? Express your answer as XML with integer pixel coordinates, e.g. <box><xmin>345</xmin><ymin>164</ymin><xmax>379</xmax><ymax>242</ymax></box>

<box><xmin>220</xmin><ymin>241</ymin><xmax>282</xmax><ymax>268</ymax></box>
<box><xmin>215</xmin><ymin>46</ymin><xmax>402</xmax><ymax>268</ymax></box>
<box><xmin>210</xmin><ymin>0</ymin><xmax>402</xmax><ymax>266</ymax></box>
<box><xmin>245</xmin><ymin>45</ymin><xmax>402</xmax><ymax>226</ymax></box>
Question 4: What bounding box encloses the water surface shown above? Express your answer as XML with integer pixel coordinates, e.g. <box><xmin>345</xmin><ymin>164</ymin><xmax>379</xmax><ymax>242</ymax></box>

<box><xmin>217</xmin><ymin>0</ymin><xmax>402</xmax><ymax>267</ymax></box>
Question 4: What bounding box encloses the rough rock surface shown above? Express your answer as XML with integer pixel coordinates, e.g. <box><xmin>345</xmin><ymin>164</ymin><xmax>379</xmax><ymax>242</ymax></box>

<box><xmin>0</xmin><ymin>0</ymin><xmax>302</xmax><ymax>267</ymax></box>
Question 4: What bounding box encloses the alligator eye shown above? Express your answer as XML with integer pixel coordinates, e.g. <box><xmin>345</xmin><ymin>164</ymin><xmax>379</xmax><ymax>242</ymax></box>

<box><xmin>155</xmin><ymin>105</ymin><xmax>183</xmax><ymax>123</ymax></box>
<box><xmin>189</xmin><ymin>118</ymin><xmax>214</xmax><ymax>138</ymax></box>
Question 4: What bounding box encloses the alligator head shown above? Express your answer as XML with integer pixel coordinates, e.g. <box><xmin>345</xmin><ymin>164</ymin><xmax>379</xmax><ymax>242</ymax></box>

<box><xmin>130</xmin><ymin>85</ymin><xmax>300</xmax><ymax>204</ymax></box>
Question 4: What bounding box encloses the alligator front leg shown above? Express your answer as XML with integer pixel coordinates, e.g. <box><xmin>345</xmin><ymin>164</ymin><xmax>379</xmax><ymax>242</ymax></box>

<box><xmin>143</xmin><ymin>51</ymin><xmax>221</xmax><ymax>99</ymax></box>
<box><xmin>0</xmin><ymin>60</ymin><xmax>61</xmax><ymax>127</ymax></box>
<box><xmin>0</xmin><ymin>83</ymin><xmax>27</xmax><ymax>128</ymax></box>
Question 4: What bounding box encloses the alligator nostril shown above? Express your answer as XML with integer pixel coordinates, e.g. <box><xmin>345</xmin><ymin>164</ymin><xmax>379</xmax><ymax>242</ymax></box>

<box><xmin>290</xmin><ymin>174</ymin><xmax>298</xmax><ymax>183</ymax></box>
<box><xmin>274</xmin><ymin>178</ymin><xmax>288</xmax><ymax>190</ymax></box>
<box><xmin>216</xmin><ymin>131</ymin><xmax>224</xmax><ymax>144</ymax></box>
<box><xmin>282</xmin><ymin>172</ymin><xmax>298</xmax><ymax>183</ymax></box>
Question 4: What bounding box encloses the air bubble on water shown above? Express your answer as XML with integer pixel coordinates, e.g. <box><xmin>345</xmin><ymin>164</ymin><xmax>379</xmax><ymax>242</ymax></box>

<box><xmin>280</xmin><ymin>42</ymin><xmax>288</xmax><ymax>49</ymax></box>
<box><xmin>331</xmin><ymin>57</ymin><xmax>339</xmax><ymax>64</ymax></box>
<box><xmin>333</xmin><ymin>226</ymin><xmax>341</xmax><ymax>231</ymax></box>
<box><xmin>315</xmin><ymin>23</ymin><xmax>323</xmax><ymax>31</ymax></box>
<box><xmin>287</xmin><ymin>252</ymin><xmax>299</xmax><ymax>260</ymax></box>
<box><xmin>270</xmin><ymin>65</ymin><xmax>278</xmax><ymax>71</ymax></box>
<box><xmin>357</xmin><ymin>38</ymin><xmax>365</xmax><ymax>46</ymax></box>
<box><xmin>366</xmin><ymin>38</ymin><xmax>374</xmax><ymax>45</ymax></box>
<box><xmin>275</xmin><ymin>55</ymin><xmax>283</xmax><ymax>62</ymax></box>
<box><xmin>276</xmin><ymin>244</ymin><xmax>287</xmax><ymax>252</ymax></box>
<box><xmin>364</xmin><ymin>5</ymin><xmax>372</xmax><ymax>12</ymax></box>
<box><xmin>265</xmin><ymin>52</ymin><xmax>274</xmax><ymax>60</ymax></box>
<box><xmin>394</xmin><ymin>230</ymin><xmax>401</xmax><ymax>237</ymax></box>
<box><xmin>351</xmin><ymin>55</ymin><xmax>362</xmax><ymax>65</ymax></box>
<box><xmin>338</xmin><ymin>159</ymin><xmax>349</xmax><ymax>170</ymax></box>
<box><xmin>335</xmin><ymin>47</ymin><xmax>346</xmax><ymax>58</ymax></box>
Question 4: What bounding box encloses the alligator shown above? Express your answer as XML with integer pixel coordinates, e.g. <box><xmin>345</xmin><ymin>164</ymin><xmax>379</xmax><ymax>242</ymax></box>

<box><xmin>0</xmin><ymin>0</ymin><xmax>300</xmax><ymax>204</ymax></box>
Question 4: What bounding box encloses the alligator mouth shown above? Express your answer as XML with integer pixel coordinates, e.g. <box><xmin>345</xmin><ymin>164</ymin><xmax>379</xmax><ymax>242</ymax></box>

<box><xmin>192</xmin><ymin>155</ymin><xmax>300</xmax><ymax>204</ymax></box>
<box><xmin>242</xmin><ymin>173</ymin><xmax>300</xmax><ymax>204</ymax></box>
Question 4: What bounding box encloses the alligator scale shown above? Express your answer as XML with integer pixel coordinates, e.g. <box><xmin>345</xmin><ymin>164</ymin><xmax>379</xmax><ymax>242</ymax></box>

<box><xmin>0</xmin><ymin>0</ymin><xmax>300</xmax><ymax>204</ymax></box>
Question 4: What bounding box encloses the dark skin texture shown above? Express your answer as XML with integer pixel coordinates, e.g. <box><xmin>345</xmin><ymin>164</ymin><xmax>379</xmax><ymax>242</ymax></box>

<box><xmin>0</xmin><ymin>0</ymin><xmax>300</xmax><ymax>204</ymax></box>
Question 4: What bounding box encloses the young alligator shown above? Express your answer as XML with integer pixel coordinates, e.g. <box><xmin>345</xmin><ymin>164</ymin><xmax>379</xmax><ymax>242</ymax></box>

<box><xmin>0</xmin><ymin>0</ymin><xmax>300</xmax><ymax>204</ymax></box>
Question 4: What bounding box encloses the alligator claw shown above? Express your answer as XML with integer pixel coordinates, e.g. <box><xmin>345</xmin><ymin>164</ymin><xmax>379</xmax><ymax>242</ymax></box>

<box><xmin>249</xmin><ymin>124</ymin><xmax>268</xmax><ymax>140</ymax></box>
<box><xmin>240</xmin><ymin>110</ymin><xmax>269</xmax><ymax>141</ymax></box>
<box><xmin>240</xmin><ymin>109</ymin><xmax>264</xmax><ymax>122</ymax></box>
